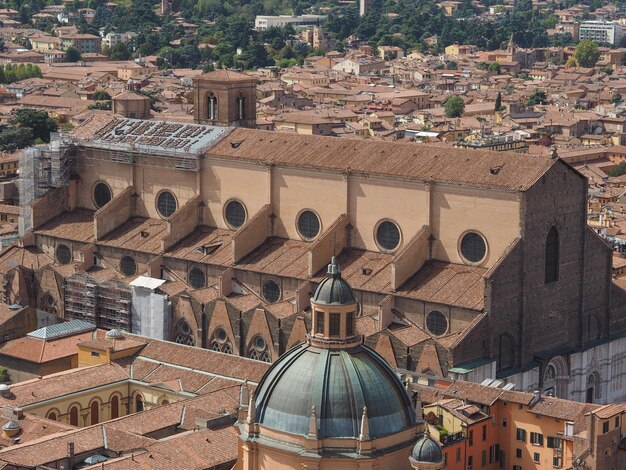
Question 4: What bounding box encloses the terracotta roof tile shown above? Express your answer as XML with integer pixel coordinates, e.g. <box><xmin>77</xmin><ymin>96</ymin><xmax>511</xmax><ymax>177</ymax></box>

<box><xmin>206</xmin><ymin>129</ymin><xmax>556</xmax><ymax>192</ymax></box>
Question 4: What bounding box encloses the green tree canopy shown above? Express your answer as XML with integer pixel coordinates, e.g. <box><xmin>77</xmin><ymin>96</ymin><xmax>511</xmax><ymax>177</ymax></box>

<box><xmin>527</xmin><ymin>90</ymin><xmax>548</xmax><ymax>106</ymax></box>
<box><xmin>65</xmin><ymin>46</ymin><xmax>81</xmax><ymax>62</ymax></box>
<box><xmin>488</xmin><ymin>62</ymin><xmax>501</xmax><ymax>74</ymax></box>
<box><xmin>574</xmin><ymin>39</ymin><xmax>600</xmax><ymax>68</ymax></box>
<box><xmin>11</xmin><ymin>109</ymin><xmax>58</xmax><ymax>143</ymax></box>
<box><xmin>495</xmin><ymin>91</ymin><xmax>502</xmax><ymax>112</ymax></box>
<box><xmin>444</xmin><ymin>95</ymin><xmax>465</xmax><ymax>118</ymax></box>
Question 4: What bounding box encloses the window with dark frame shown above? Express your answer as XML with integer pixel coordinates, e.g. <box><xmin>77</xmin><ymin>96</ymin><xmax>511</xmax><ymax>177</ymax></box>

<box><xmin>545</xmin><ymin>226</ymin><xmax>559</xmax><ymax>283</ymax></box>
<box><xmin>329</xmin><ymin>313</ymin><xmax>340</xmax><ymax>336</ymax></box>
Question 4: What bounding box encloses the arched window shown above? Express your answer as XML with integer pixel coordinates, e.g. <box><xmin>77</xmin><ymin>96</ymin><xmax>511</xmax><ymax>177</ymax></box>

<box><xmin>69</xmin><ymin>406</ymin><xmax>79</xmax><ymax>426</ymax></box>
<box><xmin>210</xmin><ymin>327</ymin><xmax>232</xmax><ymax>354</ymax></box>
<box><xmin>175</xmin><ymin>320</ymin><xmax>195</xmax><ymax>346</ymax></box>
<box><xmin>237</xmin><ymin>95</ymin><xmax>246</xmax><ymax>120</ymax></box>
<box><xmin>90</xmin><ymin>401</ymin><xmax>99</xmax><ymax>425</ymax></box>
<box><xmin>545</xmin><ymin>226</ymin><xmax>559</xmax><ymax>283</ymax></box>
<box><xmin>208</xmin><ymin>94</ymin><xmax>217</xmax><ymax>120</ymax></box>
<box><xmin>135</xmin><ymin>394</ymin><xmax>144</xmax><ymax>412</ymax></box>
<box><xmin>47</xmin><ymin>411</ymin><xmax>57</xmax><ymax>421</ymax></box>
<box><xmin>248</xmin><ymin>335</ymin><xmax>271</xmax><ymax>363</ymax></box>
<box><xmin>110</xmin><ymin>395</ymin><xmax>119</xmax><ymax>419</ymax></box>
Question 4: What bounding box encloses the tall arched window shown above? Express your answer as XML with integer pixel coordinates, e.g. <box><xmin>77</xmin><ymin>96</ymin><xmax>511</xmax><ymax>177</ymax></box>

<box><xmin>110</xmin><ymin>395</ymin><xmax>119</xmax><ymax>419</ymax></box>
<box><xmin>545</xmin><ymin>226</ymin><xmax>559</xmax><ymax>284</ymax></box>
<box><xmin>208</xmin><ymin>94</ymin><xmax>217</xmax><ymax>120</ymax></box>
<box><xmin>135</xmin><ymin>394</ymin><xmax>144</xmax><ymax>412</ymax></box>
<box><xmin>69</xmin><ymin>406</ymin><xmax>79</xmax><ymax>426</ymax></box>
<box><xmin>498</xmin><ymin>334</ymin><xmax>515</xmax><ymax>371</ymax></box>
<box><xmin>90</xmin><ymin>401</ymin><xmax>99</xmax><ymax>425</ymax></box>
<box><xmin>237</xmin><ymin>95</ymin><xmax>245</xmax><ymax>120</ymax></box>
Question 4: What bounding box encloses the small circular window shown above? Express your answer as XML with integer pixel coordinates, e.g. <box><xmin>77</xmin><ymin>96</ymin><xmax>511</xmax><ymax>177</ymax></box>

<box><xmin>56</xmin><ymin>244</ymin><xmax>72</xmax><ymax>264</ymax></box>
<box><xmin>376</xmin><ymin>220</ymin><xmax>401</xmax><ymax>251</ymax></box>
<box><xmin>262</xmin><ymin>279</ymin><xmax>281</xmax><ymax>303</ymax></box>
<box><xmin>426</xmin><ymin>310</ymin><xmax>448</xmax><ymax>336</ymax></box>
<box><xmin>460</xmin><ymin>231</ymin><xmax>487</xmax><ymax>263</ymax></box>
<box><xmin>189</xmin><ymin>267</ymin><xmax>206</xmax><ymax>289</ymax></box>
<box><xmin>120</xmin><ymin>256</ymin><xmax>137</xmax><ymax>276</ymax></box>
<box><xmin>254</xmin><ymin>335</ymin><xmax>266</xmax><ymax>351</ymax></box>
<box><xmin>180</xmin><ymin>320</ymin><xmax>191</xmax><ymax>335</ymax></box>
<box><xmin>215</xmin><ymin>327</ymin><xmax>227</xmax><ymax>342</ymax></box>
<box><xmin>93</xmin><ymin>182</ymin><xmax>112</xmax><ymax>209</ymax></box>
<box><xmin>297</xmin><ymin>210</ymin><xmax>320</xmax><ymax>240</ymax></box>
<box><xmin>157</xmin><ymin>191</ymin><xmax>177</xmax><ymax>218</ymax></box>
<box><xmin>224</xmin><ymin>200</ymin><xmax>246</xmax><ymax>229</ymax></box>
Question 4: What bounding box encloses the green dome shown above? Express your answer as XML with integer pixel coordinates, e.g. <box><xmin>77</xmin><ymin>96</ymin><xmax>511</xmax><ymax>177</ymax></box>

<box><xmin>311</xmin><ymin>257</ymin><xmax>356</xmax><ymax>305</ymax></box>
<box><xmin>411</xmin><ymin>434</ymin><xmax>443</xmax><ymax>463</ymax></box>
<box><xmin>254</xmin><ymin>342</ymin><xmax>416</xmax><ymax>439</ymax></box>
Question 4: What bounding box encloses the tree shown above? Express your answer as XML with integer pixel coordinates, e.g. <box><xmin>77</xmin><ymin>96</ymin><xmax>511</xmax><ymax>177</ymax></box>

<box><xmin>0</xmin><ymin>366</ymin><xmax>6</xmax><ymax>382</ymax></box>
<box><xmin>11</xmin><ymin>109</ymin><xmax>58</xmax><ymax>143</ymax></box>
<box><xmin>93</xmin><ymin>90</ymin><xmax>111</xmax><ymax>101</ymax></box>
<box><xmin>574</xmin><ymin>39</ymin><xmax>600</xmax><ymax>68</ymax></box>
<box><xmin>0</xmin><ymin>127</ymin><xmax>33</xmax><ymax>151</ymax></box>
<box><xmin>495</xmin><ymin>91</ymin><xmax>502</xmax><ymax>112</ymax></box>
<box><xmin>488</xmin><ymin>62</ymin><xmax>501</xmax><ymax>74</ymax></box>
<box><xmin>608</xmin><ymin>161</ymin><xmax>626</xmax><ymax>177</ymax></box>
<box><xmin>527</xmin><ymin>90</ymin><xmax>548</xmax><ymax>106</ymax></box>
<box><xmin>109</xmin><ymin>42</ymin><xmax>130</xmax><ymax>61</ymax></box>
<box><xmin>65</xmin><ymin>46</ymin><xmax>82</xmax><ymax>63</ymax></box>
<box><xmin>612</xmin><ymin>92</ymin><xmax>623</xmax><ymax>105</ymax></box>
<box><xmin>444</xmin><ymin>95</ymin><xmax>465</xmax><ymax>118</ymax></box>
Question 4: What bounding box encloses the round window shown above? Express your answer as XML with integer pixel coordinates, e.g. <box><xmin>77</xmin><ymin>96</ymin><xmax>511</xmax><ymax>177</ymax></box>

<box><xmin>120</xmin><ymin>256</ymin><xmax>137</xmax><ymax>276</ymax></box>
<box><xmin>157</xmin><ymin>191</ymin><xmax>177</xmax><ymax>218</ymax></box>
<box><xmin>224</xmin><ymin>200</ymin><xmax>246</xmax><ymax>229</ymax></box>
<box><xmin>262</xmin><ymin>279</ymin><xmax>281</xmax><ymax>303</ymax></box>
<box><xmin>460</xmin><ymin>232</ymin><xmax>487</xmax><ymax>263</ymax></box>
<box><xmin>297</xmin><ymin>210</ymin><xmax>320</xmax><ymax>240</ymax></box>
<box><xmin>189</xmin><ymin>267</ymin><xmax>206</xmax><ymax>289</ymax></box>
<box><xmin>254</xmin><ymin>335</ymin><xmax>266</xmax><ymax>351</ymax></box>
<box><xmin>215</xmin><ymin>327</ymin><xmax>227</xmax><ymax>342</ymax></box>
<box><xmin>376</xmin><ymin>220</ymin><xmax>401</xmax><ymax>251</ymax></box>
<box><xmin>93</xmin><ymin>182</ymin><xmax>112</xmax><ymax>209</ymax></box>
<box><xmin>426</xmin><ymin>310</ymin><xmax>448</xmax><ymax>336</ymax></box>
<box><xmin>179</xmin><ymin>320</ymin><xmax>191</xmax><ymax>335</ymax></box>
<box><xmin>56</xmin><ymin>244</ymin><xmax>72</xmax><ymax>264</ymax></box>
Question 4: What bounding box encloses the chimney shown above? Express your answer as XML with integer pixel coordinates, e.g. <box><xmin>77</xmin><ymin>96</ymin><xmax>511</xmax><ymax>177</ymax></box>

<box><xmin>530</xmin><ymin>389</ymin><xmax>542</xmax><ymax>407</ymax></box>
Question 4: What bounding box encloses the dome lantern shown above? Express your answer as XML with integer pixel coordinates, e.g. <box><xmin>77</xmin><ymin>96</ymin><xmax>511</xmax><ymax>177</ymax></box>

<box><xmin>309</xmin><ymin>257</ymin><xmax>359</xmax><ymax>349</ymax></box>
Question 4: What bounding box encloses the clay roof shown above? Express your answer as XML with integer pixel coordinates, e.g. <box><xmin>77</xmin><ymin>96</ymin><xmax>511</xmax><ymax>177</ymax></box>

<box><xmin>395</xmin><ymin>261</ymin><xmax>485</xmax><ymax>311</ymax></box>
<box><xmin>0</xmin><ymin>412</ymin><xmax>74</xmax><ymax>447</ymax></box>
<box><xmin>133</xmin><ymin>336</ymin><xmax>270</xmax><ymax>384</ymax></box>
<box><xmin>78</xmin><ymin>335</ymin><xmax>147</xmax><ymax>353</ymax></box>
<box><xmin>0</xmin><ymin>363</ymin><xmax>129</xmax><ymax>408</ymax></box>
<box><xmin>0</xmin><ymin>330</ymin><xmax>104</xmax><ymax>363</ymax></box>
<box><xmin>112</xmin><ymin>91</ymin><xmax>149</xmax><ymax>101</ymax></box>
<box><xmin>195</xmin><ymin>69</ymin><xmax>255</xmax><ymax>83</ymax></box>
<box><xmin>34</xmin><ymin>209</ymin><xmax>95</xmax><ymax>243</ymax></box>
<box><xmin>593</xmin><ymin>403</ymin><xmax>626</xmax><ymax>419</ymax></box>
<box><xmin>83</xmin><ymin>426</ymin><xmax>237</xmax><ymax>469</ymax></box>
<box><xmin>0</xmin><ymin>424</ymin><xmax>154</xmax><ymax>468</ymax></box>
<box><xmin>206</xmin><ymin>129</ymin><xmax>555</xmax><ymax>192</ymax></box>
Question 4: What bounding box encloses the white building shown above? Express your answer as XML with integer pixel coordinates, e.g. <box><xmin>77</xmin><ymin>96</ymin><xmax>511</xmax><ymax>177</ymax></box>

<box><xmin>254</xmin><ymin>14</ymin><xmax>325</xmax><ymax>30</ymax></box>
<box><xmin>103</xmin><ymin>31</ymin><xmax>136</xmax><ymax>48</ymax></box>
<box><xmin>579</xmin><ymin>21</ymin><xmax>623</xmax><ymax>45</ymax></box>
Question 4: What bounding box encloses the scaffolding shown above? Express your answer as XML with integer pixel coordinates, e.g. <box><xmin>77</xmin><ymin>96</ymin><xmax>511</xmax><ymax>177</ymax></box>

<box><xmin>97</xmin><ymin>278</ymin><xmax>132</xmax><ymax>330</ymax></box>
<box><xmin>64</xmin><ymin>272</ymin><xmax>132</xmax><ymax>330</ymax></box>
<box><xmin>19</xmin><ymin>132</ymin><xmax>73</xmax><ymax>236</ymax></box>
<box><xmin>64</xmin><ymin>272</ymin><xmax>97</xmax><ymax>323</ymax></box>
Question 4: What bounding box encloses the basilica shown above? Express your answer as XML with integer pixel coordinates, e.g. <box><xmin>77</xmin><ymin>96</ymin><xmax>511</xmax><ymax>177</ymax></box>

<box><xmin>2</xmin><ymin>69</ymin><xmax>625</xmax><ymax>406</ymax></box>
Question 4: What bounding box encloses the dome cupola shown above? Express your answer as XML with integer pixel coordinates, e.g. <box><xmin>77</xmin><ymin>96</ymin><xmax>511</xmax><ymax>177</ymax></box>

<box><xmin>238</xmin><ymin>257</ymin><xmax>420</xmax><ymax>469</ymax></box>
<box><xmin>409</xmin><ymin>430</ymin><xmax>444</xmax><ymax>470</ymax></box>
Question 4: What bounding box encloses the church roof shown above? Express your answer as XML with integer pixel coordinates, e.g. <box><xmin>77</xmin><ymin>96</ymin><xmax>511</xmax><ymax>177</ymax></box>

<box><xmin>195</xmin><ymin>69</ymin><xmax>256</xmax><ymax>83</ymax></box>
<box><xmin>206</xmin><ymin>128</ymin><xmax>557</xmax><ymax>192</ymax></box>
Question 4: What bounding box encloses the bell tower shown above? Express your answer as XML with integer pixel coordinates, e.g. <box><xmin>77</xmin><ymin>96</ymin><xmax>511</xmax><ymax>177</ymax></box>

<box><xmin>192</xmin><ymin>70</ymin><xmax>257</xmax><ymax>128</ymax></box>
